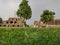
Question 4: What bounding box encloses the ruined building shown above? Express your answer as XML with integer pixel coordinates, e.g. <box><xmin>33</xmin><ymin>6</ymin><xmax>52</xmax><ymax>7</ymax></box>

<box><xmin>34</xmin><ymin>19</ymin><xmax>60</xmax><ymax>27</ymax></box>
<box><xmin>0</xmin><ymin>18</ymin><xmax>25</xmax><ymax>27</ymax></box>
<box><xmin>34</xmin><ymin>21</ymin><xmax>44</xmax><ymax>27</ymax></box>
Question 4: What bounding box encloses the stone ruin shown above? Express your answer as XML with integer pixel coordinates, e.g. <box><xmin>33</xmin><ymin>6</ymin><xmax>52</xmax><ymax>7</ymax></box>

<box><xmin>34</xmin><ymin>19</ymin><xmax>60</xmax><ymax>27</ymax></box>
<box><xmin>0</xmin><ymin>18</ymin><xmax>25</xmax><ymax>27</ymax></box>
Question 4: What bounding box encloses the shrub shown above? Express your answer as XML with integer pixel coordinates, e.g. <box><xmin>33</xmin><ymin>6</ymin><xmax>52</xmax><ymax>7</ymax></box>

<box><xmin>0</xmin><ymin>17</ymin><xmax>3</xmax><ymax>23</ymax></box>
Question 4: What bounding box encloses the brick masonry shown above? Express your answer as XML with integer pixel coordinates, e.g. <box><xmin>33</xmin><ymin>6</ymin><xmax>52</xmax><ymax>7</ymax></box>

<box><xmin>0</xmin><ymin>18</ymin><xmax>25</xmax><ymax>27</ymax></box>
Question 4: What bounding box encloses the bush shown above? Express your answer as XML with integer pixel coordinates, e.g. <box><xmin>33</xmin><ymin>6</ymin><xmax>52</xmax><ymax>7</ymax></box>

<box><xmin>0</xmin><ymin>17</ymin><xmax>3</xmax><ymax>23</ymax></box>
<box><xmin>0</xmin><ymin>28</ymin><xmax>60</xmax><ymax>45</ymax></box>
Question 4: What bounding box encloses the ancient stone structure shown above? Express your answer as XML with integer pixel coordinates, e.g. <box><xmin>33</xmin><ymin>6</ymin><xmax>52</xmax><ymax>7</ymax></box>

<box><xmin>34</xmin><ymin>19</ymin><xmax>60</xmax><ymax>27</ymax></box>
<box><xmin>0</xmin><ymin>18</ymin><xmax>25</xmax><ymax>27</ymax></box>
<box><xmin>45</xmin><ymin>19</ymin><xmax>60</xmax><ymax>27</ymax></box>
<box><xmin>45</xmin><ymin>19</ymin><xmax>60</xmax><ymax>25</ymax></box>
<box><xmin>34</xmin><ymin>21</ymin><xmax>44</xmax><ymax>27</ymax></box>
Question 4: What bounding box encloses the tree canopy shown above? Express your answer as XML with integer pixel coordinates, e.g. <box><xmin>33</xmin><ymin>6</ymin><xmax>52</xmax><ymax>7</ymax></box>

<box><xmin>0</xmin><ymin>17</ymin><xmax>3</xmax><ymax>23</ymax></box>
<box><xmin>40</xmin><ymin>10</ymin><xmax>55</xmax><ymax>23</ymax></box>
<box><xmin>16</xmin><ymin>0</ymin><xmax>32</xmax><ymax>20</ymax></box>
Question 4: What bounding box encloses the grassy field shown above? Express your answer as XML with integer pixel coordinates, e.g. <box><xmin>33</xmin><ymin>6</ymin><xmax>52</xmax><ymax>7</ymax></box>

<box><xmin>0</xmin><ymin>27</ymin><xmax>60</xmax><ymax>45</ymax></box>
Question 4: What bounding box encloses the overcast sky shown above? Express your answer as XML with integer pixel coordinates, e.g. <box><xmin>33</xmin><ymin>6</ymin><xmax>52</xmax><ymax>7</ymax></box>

<box><xmin>0</xmin><ymin>0</ymin><xmax>60</xmax><ymax>25</ymax></box>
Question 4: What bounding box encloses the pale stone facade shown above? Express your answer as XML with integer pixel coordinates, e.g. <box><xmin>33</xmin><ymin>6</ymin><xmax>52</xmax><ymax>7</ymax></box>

<box><xmin>0</xmin><ymin>18</ymin><xmax>25</xmax><ymax>27</ymax></box>
<box><xmin>34</xmin><ymin>21</ymin><xmax>45</xmax><ymax>27</ymax></box>
<box><xmin>34</xmin><ymin>19</ymin><xmax>60</xmax><ymax>27</ymax></box>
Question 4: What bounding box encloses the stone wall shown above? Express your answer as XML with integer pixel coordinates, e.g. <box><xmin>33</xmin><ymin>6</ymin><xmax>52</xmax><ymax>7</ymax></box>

<box><xmin>0</xmin><ymin>18</ymin><xmax>25</xmax><ymax>27</ymax></box>
<box><xmin>34</xmin><ymin>20</ymin><xmax>60</xmax><ymax>28</ymax></box>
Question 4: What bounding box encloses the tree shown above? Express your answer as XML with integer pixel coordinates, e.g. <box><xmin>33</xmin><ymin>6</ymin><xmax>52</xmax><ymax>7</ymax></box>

<box><xmin>40</xmin><ymin>10</ymin><xmax>55</xmax><ymax>23</ymax></box>
<box><xmin>16</xmin><ymin>0</ymin><xmax>32</xmax><ymax>20</ymax></box>
<box><xmin>0</xmin><ymin>17</ymin><xmax>3</xmax><ymax>23</ymax></box>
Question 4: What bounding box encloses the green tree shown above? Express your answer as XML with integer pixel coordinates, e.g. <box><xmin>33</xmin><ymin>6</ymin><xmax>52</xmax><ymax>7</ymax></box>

<box><xmin>16</xmin><ymin>0</ymin><xmax>32</xmax><ymax>20</ymax></box>
<box><xmin>0</xmin><ymin>17</ymin><xmax>3</xmax><ymax>23</ymax></box>
<box><xmin>40</xmin><ymin>10</ymin><xmax>55</xmax><ymax>23</ymax></box>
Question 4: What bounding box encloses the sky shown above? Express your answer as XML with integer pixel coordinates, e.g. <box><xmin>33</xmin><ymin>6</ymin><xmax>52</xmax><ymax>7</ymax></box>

<box><xmin>0</xmin><ymin>0</ymin><xmax>60</xmax><ymax>25</ymax></box>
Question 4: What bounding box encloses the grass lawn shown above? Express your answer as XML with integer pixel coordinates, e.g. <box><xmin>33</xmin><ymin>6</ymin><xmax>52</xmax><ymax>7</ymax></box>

<box><xmin>0</xmin><ymin>27</ymin><xmax>60</xmax><ymax>45</ymax></box>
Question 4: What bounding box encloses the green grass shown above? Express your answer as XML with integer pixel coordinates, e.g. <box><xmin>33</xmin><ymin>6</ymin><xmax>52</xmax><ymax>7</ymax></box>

<box><xmin>0</xmin><ymin>27</ymin><xmax>60</xmax><ymax>45</ymax></box>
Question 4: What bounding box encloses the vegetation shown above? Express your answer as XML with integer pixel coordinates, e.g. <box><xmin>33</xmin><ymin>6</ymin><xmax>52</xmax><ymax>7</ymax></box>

<box><xmin>16</xmin><ymin>0</ymin><xmax>32</xmax><ymax>26</ymax></box>
<box><xmin>16</xmin><ymin>0</ymin><xmax>32</xmax><ymax>20</ymax></box>
<box><xmin>0</xmin><ymin>17</ymin><xmax>3</xmax><ymax>23</ymax></box>
<box><xmin>40</xmin><ymin>10</ymin><xmax>55</xmax><ymax>23</ymax></box>
<box><xmin>0</xmin><ymin>28</ymin><xmax>60</xmax><ymax>45</ymax></box>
